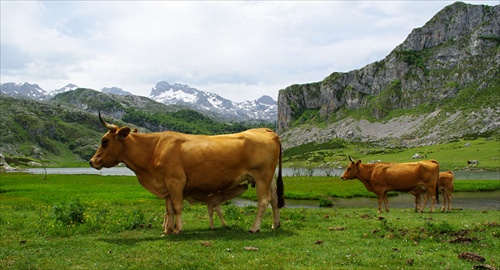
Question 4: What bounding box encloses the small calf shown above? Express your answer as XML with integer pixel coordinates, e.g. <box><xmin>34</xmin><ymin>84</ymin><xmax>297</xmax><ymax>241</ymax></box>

<box><xmin>412</xmin><ymin>171</ymin><xmax>454</xmax><ymax>212</ymax></box>
<box><xmin>163</xmin><ymin>183</ymin><xmax>248</xmax><ymax>230</ymax></box>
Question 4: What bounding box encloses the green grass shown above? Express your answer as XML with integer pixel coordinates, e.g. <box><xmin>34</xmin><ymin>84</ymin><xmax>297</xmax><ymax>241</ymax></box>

<box><xmin>1</xmin><ymin>173</ymin><xmax>499</xmax><ymax>269</ymax></box>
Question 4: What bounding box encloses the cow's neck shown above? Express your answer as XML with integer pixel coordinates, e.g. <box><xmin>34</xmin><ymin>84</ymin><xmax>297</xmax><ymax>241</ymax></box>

<box><xmin>356</xmin><ymin>164</ymin><xmax>377</xmax><ymax>193</ymax></box>
<box><xmin>120</xmin><ymin>134</ymin><xmax>159</xmax><ymax>173</ymax></box>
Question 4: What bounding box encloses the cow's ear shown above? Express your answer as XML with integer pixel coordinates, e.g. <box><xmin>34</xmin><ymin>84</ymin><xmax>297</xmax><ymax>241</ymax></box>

<box><xmin>116</xmin><ymin>127</ymin><xmax>131</xmax><ymax>140</ymax></box>
<box><xmin>356</xmin><ymin>160</ymin><xmax>362</xmax><ymax>166</ymax></box>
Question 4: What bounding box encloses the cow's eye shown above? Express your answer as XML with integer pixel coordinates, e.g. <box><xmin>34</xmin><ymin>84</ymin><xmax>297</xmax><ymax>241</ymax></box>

<box><xmin>101</xmin><ymin>138</ymin><xmax>108</xmax><ymax>148</ymax></box>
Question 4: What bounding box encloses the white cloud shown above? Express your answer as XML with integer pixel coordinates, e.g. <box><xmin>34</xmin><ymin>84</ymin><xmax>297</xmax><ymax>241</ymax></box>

<box><xmin>1</xmin><ymin>0</ymin><xmax>497</xmax><ymax>102</ymax></box>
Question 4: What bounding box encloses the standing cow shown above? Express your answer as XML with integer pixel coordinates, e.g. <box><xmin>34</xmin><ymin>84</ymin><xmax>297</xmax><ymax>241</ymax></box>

<box><xmin>90</xmin><ymin>113</ymin><xmax>284</xmax><ymax>234</ymax></box>
<box><xmin>341</xmin><ymin>156</ymin><xmax>439</xmax><ymax>213</ymax></box>
<box><xmin>412</xmin><ymin>171</ymin><xmax>454</xmax><ymax>212</ymax></box>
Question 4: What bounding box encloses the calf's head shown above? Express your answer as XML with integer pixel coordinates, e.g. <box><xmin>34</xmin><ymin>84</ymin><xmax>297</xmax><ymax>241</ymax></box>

<box><xmin>89</xmin><ymin>113</ymin><xmax>131</xmax><ymax>170</ymax></box>
<box><xmin>340</xmin><ymin>156</ymin><xmax>361</xmax><ymax>180</ymax></box>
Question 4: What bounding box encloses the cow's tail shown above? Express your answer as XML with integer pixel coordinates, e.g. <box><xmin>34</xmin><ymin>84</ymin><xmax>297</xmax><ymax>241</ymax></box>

<box><xmin>277</xmin><ymin>143</ymin><xmax>285</xmax><ymax>208</ymax></box>
<box><xmin>433</xmin><ymin>160</ymin><xmax>440</xmax><ymax>205</ymax></box>
<box><xmin>435</xmin><ymin>179</ymin><xmax>440</xmax><ymax>204</ymax></box>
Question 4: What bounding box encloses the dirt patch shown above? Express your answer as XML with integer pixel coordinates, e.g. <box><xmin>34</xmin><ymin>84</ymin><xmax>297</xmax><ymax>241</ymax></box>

<box><xmin>449</xmin><ymin>236</ymin><xmax>478</xmax><ymax>244</ymax></box>
<box><xmin>458</xmin><ymin>252</ymin><xmax>486</xmax><ymax>263</ymax></box>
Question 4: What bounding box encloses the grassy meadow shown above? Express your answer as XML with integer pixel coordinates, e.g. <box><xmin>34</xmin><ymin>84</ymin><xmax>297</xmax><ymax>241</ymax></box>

<box><xmin>283</xmin><ymin>137</ymin><xmax>500</xmax><ymax>171</ymax></box>
<box><xmin>1</xmin><ymin>173</ymin><xmax>499</xmax><ymax>269</ymax></box>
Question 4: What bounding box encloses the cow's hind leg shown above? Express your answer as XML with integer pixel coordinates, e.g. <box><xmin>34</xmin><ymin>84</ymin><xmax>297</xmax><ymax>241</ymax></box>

<box><xmin>269</xmin><ymin>183</ymin><xmax>281</xmax><ymax>229</ymax></box>
<box><xmin>440</xmin><ymin>190</ymin><xmax>446</xmax><ymax>212</ymax></box>
<box><xmin>421</xmin><ymin>187</ymin><xmax>437</xmax><ymax>213</ymax></box>
<box><xmin>447</xmin><ymin>191</ymin><xmax>453</xmax><ymax>212</ymax></box>
<box><xmin>249</xmin><ymin>182</ymin><xmax>271</xmax><ymax>233</ymax></box>
<box><xmin>427</xmin><ymin>187</ymin><xmax>437</xmax><ymax>213</ymax></box>
<box><xmin>443</xmin><ymin>190</ymin><xmax>452</xmax><ymax>212</ymax></box>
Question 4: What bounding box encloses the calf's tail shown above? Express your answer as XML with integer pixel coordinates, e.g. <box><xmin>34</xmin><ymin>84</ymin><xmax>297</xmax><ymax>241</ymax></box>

<box><xmin>277</xmin><ymin>143</ymin><xmax>285</xmax><ymax>208</ymax></box>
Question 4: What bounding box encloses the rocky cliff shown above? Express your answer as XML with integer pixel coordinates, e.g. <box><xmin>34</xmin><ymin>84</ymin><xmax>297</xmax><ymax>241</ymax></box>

<box><xmin>277</xmin><ymin>2</ymin><xmax>499</xmax><ymax>148</ymax></box>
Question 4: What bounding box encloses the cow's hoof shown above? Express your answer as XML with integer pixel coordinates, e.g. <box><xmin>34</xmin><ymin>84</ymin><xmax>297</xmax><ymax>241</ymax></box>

<box><xmin>248</xmin><ymin>229</ymin><xmax>260</xmax><ymax>233</ymax></box>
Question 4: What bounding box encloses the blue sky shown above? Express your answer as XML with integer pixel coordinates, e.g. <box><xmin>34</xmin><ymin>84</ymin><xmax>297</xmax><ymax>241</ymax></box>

<box><xmin>1</xmin><ymin>1</ymin><xmax>497</xmax><ymax>102</ymax></box>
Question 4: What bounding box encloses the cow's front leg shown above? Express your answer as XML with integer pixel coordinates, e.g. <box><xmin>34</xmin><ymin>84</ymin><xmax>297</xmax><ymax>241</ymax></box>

<box><xmin>213</xmin><ymin>205</ymin><xmax>226</xmax><ymax>228</ymax></box>
<box><xmin>171</xmin><ymin>196</ymin><xmax>184</xmax><ymax>234</ymax></box>
<box><xmin>376</xmin><ymin>194</ymin><xmax>384</xmax><ymax>214</ymax></box>
<box><xmin>383</xmin><ymin>192</ymin><xmax>390</xmax><ymax>213</ymax></box>
<box><xmin>163</xmin><ymin>197</ymin><xmax>175</xmax><ymax>235</ymax></box>
<box><xmin>163</xmin><ymin>210</ymin><xmax>168</xmax><ymax>232</ymax></box>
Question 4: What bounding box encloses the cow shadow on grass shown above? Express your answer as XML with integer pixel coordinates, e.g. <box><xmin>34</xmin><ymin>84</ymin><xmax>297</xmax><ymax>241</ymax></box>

<box><xmin>99</xmin><ymin>226</ymin><xmax>297</xmax><ymax>246</ymax></box>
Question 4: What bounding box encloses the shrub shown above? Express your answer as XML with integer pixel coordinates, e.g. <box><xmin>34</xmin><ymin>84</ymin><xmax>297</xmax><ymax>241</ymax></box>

<box><xmin>319</xmin><ymin>197</ymin><xmax>334</xmax><ymax>207</ymax></box>
<box><xmin>53</xmin><ymin>199</ymin><xmax>86</xmax><ymax>225</ymax></box>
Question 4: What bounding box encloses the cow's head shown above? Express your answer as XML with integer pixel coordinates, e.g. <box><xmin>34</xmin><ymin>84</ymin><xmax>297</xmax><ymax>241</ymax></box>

<box><xmin>340</xmin><ymin>155</ymin><xmax>362</xmax><ymax>180</ymax></box>
<box><xmin>89</xmin><ymin>112</ymin><xmax>131</xmax><ymax>170</ymax></box>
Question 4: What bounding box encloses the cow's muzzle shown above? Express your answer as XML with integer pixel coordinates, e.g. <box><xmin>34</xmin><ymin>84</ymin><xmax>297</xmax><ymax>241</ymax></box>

<box><xmin>89</xmin><ymin>159</ymin><xmax>102</xmax><ymax>170</ymax></box>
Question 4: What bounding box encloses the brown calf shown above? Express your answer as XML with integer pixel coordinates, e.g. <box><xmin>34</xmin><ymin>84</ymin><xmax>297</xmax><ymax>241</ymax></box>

<box><xmin>412</xmin><ymin>171</ymin><xmax>454</xmax><ymax>212</ymax></box>
<box><xmin>163</xmin><ymin>183</ymin><xmax>248</xmax><ymax>230</ymax></box>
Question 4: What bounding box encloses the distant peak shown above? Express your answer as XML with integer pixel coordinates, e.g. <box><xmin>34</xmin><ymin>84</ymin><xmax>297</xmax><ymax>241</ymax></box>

<box><xmin>257</xmin><ymin>95</ymin><xmax>276</xmax><ymax>105</ymax></box>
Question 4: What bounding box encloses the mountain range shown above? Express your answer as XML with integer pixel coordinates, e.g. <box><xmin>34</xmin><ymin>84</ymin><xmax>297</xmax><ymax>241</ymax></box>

<box><xmin>0</xmin><ymin>81</ymin><xmax>277</xmax><ymax>122</ymax></box>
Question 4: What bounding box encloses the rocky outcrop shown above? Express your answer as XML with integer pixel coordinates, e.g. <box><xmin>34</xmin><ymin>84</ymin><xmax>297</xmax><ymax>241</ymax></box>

<box><xmin>0</xmin><ymin>154</ymin><xmax>14</xmax><ymax>172</ymax></box>
<box><xmin>277</xmin><ymin>3</ymin><xmax>499</xmax><ymax>147</ymax></box>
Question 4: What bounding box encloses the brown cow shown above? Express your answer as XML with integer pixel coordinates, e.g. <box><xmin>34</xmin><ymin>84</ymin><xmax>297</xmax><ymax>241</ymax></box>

<box><xmin>341</xmin><ymin>156</ymin><xmax>439</xmax><ymax>213</ymax></box>
<box><xmin>90</xmin><ymin>113</ymin><xmax>284</xmax><ymax>234</ymax></box>
<box><xmin>412</xmin><ymin>171</ymin><xmax>454</xmax><ymax>212</ymax></box>
<box><xmin>163</xmin><ymin>183</ymin><xmax>248</xmax><ymax>230</ymax></box>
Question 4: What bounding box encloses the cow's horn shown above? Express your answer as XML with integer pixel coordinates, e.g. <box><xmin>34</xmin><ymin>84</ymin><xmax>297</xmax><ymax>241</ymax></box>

<box><xmin>99</xmin><ymin>112</ymin><xmax>117</xmax><ymax>130</ymax></box>
<box><xmin>349</xmin><ymin>155</ymin><xmax>354</xmax><ymax>162</ymax></box>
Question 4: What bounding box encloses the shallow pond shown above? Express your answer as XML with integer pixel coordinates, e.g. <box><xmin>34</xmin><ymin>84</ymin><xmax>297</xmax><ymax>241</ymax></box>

<box><xmin>232</xmin><ymin>190</ymin><xmax>500</xmax><ymax>211</ymax></box>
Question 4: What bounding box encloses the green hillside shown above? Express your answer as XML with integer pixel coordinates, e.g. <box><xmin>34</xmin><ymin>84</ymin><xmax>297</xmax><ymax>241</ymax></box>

<box><xmin>283</xmin><ymin>137</ymin><xmax>500</xmax><ymax>171</ymax></box>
